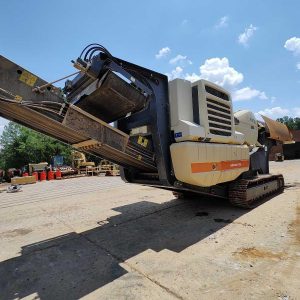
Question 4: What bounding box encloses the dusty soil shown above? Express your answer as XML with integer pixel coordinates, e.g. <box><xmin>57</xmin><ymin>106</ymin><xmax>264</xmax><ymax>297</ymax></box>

<box><xmin>0</xmin><ymin>160</ymin><xmax>299</xmax><ymax>299</ymax></box>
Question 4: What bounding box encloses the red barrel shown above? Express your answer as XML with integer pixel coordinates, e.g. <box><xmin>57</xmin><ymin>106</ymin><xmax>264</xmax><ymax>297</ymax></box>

<box><xmin>32</xmin><ymin>172</ymin><xmax>38</xmax><ymax>181</ymax></box>
<box><xmin>55</xmin><ymin>169</ymin><xmax>62</xmax><ymax>179</ymax></box>
<box><xmin>47</xmin><ymin>170</ymin><xmax>54</xmax><ymax>181</ymax></box>
<box><xmin>22</xmin><ymin>172</ymin><xmax>28</xmax><ymax>177</ymax></box>
<box><xmin>39</xmin><ymin>171</ymin><xmax>46</xmax><ymax>181</ymax></box>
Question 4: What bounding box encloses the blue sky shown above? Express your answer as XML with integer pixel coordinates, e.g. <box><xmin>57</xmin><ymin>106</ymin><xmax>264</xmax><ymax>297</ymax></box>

<box><xmin>1</xmin><ymin>0</ymin><xmax>300</xmax><ymax>135</ymax></box>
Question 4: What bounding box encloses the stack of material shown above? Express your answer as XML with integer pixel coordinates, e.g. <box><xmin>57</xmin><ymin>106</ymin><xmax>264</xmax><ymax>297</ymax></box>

<box><xmin>11</xmin><ymin>176</ymin><xmax>36</xmax><ymax>185</ymax></box>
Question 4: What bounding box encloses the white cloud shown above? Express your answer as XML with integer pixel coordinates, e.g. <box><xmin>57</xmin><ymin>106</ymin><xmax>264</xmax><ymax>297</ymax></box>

<box><xmin>258</xmin><ymin>107</ymin><xmax>290</xmax><ymax>119</ymax></box>
<box><xmin>297</xmin><ymin>62</ymin><xmax>300</xmax><ymax>70</ymax></box>
<box><xmin>155</xmin><ymin>47</ymin><xmax>171</xmax><ymax>59</ymax></box>
<box><xmin>184</xmin><ymin>57</ymin><xmax>268</xmax><ymax>102</ymax></box>
<box><xmin>169</xmin><ymin>54</ymin><xmax>192</xmax><ymax>65</ymax></box>
<box><xmin>185</xmin><ymin>57</ymin><xmax>243</xmax><ymax>87</ymax></box>
<box><xmin>215</xmin><ymin>16</ymin><xmax>229</xmax><ymax>29</ymax></box>
<box><xmin>257</xmin><ymin>107</ymin><xmax>300</xmax><ymax>119</ymax></box>
<box><xmin>292</xmin><ymin>107</ymin><xmax>300</xmax><ymax>116</ymax></box>
<box><xmin>238</xmin><ymin>24</ymin><xmax>258</xmax><ymax>47</ymax></box>
<box><xmin>184</xmin><ymin>72</ymin><xmax>201</xmax><ymax>82</ymax></box>
<box><xmin>233</xmin><ymin>87</ymin><xmax>268</xmax><ymax>101</ymax></box>
<box><xmin>197</xmin><ymin>57</ymin><xmax>243</xmax><ymax>88</ymax></box>
<box><xmin>166</xmin><ymin>66</ymin><xmax>183</xmax><ymax>80</ymax></box>
<box><xmin>284</xmin><ymin>37</ymin><xmax>300</xmax><ymax>55</ymax></box>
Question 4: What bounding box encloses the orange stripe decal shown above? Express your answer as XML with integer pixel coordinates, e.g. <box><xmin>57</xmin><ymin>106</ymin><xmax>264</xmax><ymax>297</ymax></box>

<box><xmin>191</xmin><ymin>159</ymin><xmax>249</xmax><ymax>173</ymax></box>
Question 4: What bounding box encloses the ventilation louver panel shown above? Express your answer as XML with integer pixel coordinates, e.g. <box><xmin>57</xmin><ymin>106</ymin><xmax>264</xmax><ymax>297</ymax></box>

<box><xmin>206</xmin><ymin>94</ymin><xmax>232</xmax><ymax>137</ymax></box>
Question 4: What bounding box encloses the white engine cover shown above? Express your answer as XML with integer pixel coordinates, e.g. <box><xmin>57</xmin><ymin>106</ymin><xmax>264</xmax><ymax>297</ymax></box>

<box><xmin>234</xmin><ymin>110</ymin><xmax>258</xmax><ymax>146</ymax></box>
<box><xmin>168</xmin><ymin>78</ymin><xmax>244</xmax><ymax>145</ymax></box>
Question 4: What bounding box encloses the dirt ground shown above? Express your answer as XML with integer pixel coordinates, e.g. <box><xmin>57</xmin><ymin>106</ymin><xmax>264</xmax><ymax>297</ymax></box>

<box><xmin>0</xmin><ymin>160</ymin><xmax>299</xmax><ymax>300</ymax></box>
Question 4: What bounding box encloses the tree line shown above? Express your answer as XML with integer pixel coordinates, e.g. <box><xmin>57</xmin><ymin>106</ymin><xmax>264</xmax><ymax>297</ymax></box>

<box><xmin>276</xmin><ymin>116</ymin><xmax>300</xmax><ymax>130</ymax></box>
<box><xmin>0</xmin><ymin>122</ymin><xmax>72</xmax><ymax>170</ymax></box>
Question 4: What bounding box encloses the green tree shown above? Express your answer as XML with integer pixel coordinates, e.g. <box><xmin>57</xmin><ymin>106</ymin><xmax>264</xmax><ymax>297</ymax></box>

<box><xmin>0</xmin><ymin>122</ymin><xmax>72</xmax><ymax>170</ymax></box>
<box><xmin>276</xmin><ymin>116</ymin><xmax>300</xmax><ymax>130</ymax></box>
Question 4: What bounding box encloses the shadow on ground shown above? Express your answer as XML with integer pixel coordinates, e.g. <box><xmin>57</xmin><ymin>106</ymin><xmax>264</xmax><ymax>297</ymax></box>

<box><xmin>0</xmin><ymin>196</ymin><xmax>249</xmax><ymax>299</ymax></box>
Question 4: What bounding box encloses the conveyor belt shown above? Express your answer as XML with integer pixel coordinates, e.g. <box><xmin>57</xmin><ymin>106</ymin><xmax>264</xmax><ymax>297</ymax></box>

<box><xmin>0</xmin><ymin>100</ymin><xmax>156</xmax><ymax>172</ymax></box>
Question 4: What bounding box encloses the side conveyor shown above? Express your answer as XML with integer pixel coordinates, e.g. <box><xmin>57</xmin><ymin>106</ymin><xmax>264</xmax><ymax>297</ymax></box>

<box><xmin>0</xmin><ymin>99</ymin><xmax>156</xmax><ymax>172</ymax></box>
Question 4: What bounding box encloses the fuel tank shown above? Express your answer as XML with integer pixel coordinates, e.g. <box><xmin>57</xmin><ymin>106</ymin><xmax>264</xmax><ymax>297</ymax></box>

<box><xmin>170</xmin><ymin>142</ymin><xmax>249</xmax><ymax>187</ymax></box>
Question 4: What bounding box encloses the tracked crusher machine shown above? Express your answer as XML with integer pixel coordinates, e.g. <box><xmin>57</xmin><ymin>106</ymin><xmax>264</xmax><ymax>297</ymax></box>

<box><xmin>0</xmin><ymin>44</ymin><xmax>292</xmax><ymax>208</ymax></box>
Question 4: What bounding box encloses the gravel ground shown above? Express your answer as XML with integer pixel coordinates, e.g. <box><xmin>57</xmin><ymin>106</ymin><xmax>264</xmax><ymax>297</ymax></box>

<box><xmin>0</xmin><ymin>160</ymin><xmax>299</xmax><ymax>300</ymax></box>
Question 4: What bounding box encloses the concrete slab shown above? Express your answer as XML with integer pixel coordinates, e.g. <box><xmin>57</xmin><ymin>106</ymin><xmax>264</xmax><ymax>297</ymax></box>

<box><xmin>0</xmin><ymin>161</ymin><xmax>299</xmax><ymax>299</ymax></box>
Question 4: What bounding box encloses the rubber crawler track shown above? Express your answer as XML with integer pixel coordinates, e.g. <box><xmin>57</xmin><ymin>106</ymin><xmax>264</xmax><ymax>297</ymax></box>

<box><xmin>228</xmin><ymin>174</ymin><xmax>284</xmax><ymax>208</ymax></box>
<box><xmin>173</xmin><ymin>174</ymin><xmax>285</xmax><ymax>209</ymax></box>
